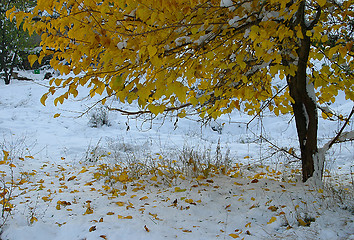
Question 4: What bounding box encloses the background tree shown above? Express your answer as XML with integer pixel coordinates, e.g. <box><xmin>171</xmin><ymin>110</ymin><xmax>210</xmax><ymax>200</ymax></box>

<box><xmin>9</xmin><ymin>0</ymin><xmax>354</xmax><ymax>182</ymax></box>
<box><xmin>0</xmin><ymin>0</ymin><xmax>37</xmax><ymax>85</ymax></box>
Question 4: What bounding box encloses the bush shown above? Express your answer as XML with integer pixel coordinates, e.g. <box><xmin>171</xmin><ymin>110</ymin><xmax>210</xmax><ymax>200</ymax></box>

<box><xmin>88</xmin><ymin>107</ymin><xmax>111</xmax><ymax>128</ymax></box>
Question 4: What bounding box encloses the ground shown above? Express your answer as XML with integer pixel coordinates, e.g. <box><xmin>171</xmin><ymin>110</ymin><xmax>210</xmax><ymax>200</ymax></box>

<box><xmin>0</xmin><ymin>71</ymin><xmax>353</xmax><ymax>239</ymax></box>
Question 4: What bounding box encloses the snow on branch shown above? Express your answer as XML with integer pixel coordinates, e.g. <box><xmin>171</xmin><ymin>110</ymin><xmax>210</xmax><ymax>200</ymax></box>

<box><xmin>320</xmin><ymin>106</ymin><xmax>354</xmax><ymax>153</ymax></box>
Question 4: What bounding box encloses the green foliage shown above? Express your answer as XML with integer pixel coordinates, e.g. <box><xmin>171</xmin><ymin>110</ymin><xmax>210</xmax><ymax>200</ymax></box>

<box><xmin>0</xmin><ymin>0</ymin><xmax>37</xmax><ymax>84</ymax></box>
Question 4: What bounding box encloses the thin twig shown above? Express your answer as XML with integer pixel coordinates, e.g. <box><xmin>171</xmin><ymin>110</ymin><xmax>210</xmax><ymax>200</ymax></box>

<box><xmin>327</xmin><ymin>106</ymin><xmax>354</xmax><ymax>150</ymax></box>
<box><xmin>108</xmin><ymin>103</ymin><xmax>192</xmax><ymax>116</ymax></box>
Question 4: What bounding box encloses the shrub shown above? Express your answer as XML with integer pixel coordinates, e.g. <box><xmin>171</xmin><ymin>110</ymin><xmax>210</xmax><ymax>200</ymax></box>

<box><xmin>88</xmin><ymin>107</ymin><xmax>111</xmax><ymax>128</ymax></box>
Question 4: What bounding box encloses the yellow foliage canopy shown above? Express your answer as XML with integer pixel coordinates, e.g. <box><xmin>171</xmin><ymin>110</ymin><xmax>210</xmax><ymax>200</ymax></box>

<box><xmin>8</xmin><ymin>0</ymin><xmax>354</xmax><ymax>116</ymax></box>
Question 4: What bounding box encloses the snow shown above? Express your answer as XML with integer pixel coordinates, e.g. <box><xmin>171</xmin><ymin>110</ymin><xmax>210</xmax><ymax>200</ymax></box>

<box><xmin>220</xmin><ymin>0</ymin><xmax>233</xmax><ymax>8</ymax></box>
<box><xmin>0</xmin><ymin>71</ymin><xmax>353</xmax><ymax>239</ymax></box>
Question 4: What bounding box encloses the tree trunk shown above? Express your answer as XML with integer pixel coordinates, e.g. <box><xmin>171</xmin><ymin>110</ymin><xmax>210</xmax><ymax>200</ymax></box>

<box><xmin>287</xmin><ymin>32</ymin><xmax>320</xmax><ymax>182</ymax></box>
<box><xmin>4</xmin><ymin>76</ymin><xmax>10</xmax><ymax>85</ymax></box>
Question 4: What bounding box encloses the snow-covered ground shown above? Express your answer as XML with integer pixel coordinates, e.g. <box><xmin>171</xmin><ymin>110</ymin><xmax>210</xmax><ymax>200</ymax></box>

<box><xmin>0</xmin><ymin>71</ymin><xmax>353</xmax><ymax>239</ymax></box>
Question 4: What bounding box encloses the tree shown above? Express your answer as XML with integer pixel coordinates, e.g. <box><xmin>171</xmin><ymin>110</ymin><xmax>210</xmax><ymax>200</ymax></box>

<box><xmin>0</xmin><ymin>0</ymin><xmax>36</xmax><ymax>85</ymax></box>
<box><xmin>9</xmin><ymin>0</ymin><xmax>354</xmax><ymax>182</ymax></box>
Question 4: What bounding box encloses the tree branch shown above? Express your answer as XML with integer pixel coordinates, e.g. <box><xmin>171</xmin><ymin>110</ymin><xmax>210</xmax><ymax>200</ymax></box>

<box><xmin>108</xmin><ymin>103</ymin><xmax>192</xmax><ymax>116</ymax></box>
<box><xmin>326</xmin><ymin>106</ymin><xmax>354</xmax><ymax>150</ymax></box>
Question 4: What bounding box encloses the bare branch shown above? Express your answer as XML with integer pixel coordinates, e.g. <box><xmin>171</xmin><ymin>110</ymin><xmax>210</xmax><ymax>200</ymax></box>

<box><xmin>108</xmin><ymin>103</ymin><xmax>192</xmax><ymax>116</ymax></box>
<box><xmin>320</xmin><ymin>106</ymin><xmax>354</xmax><ymax>152</ymax></box>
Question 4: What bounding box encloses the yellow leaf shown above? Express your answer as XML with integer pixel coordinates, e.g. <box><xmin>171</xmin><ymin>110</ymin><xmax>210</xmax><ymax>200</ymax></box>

<box><xmin>6</xmin><ymin>6</ymin><xmax>16</xmax><ymax>20</ymax></box>
<box><xmin>317</xmin><ymin>0</ymin><xmax>326</xmax><ymax>7</ymax></box>
<box><xmin>40</xmin><ymin>93</ymin><xmax>48</xmax><ymax>106</ymax></box>
<box><xmin>185</xmin><ymin>199</ymin><xmax>194</xmax><ymax>204</ymax></box>
<box><xmin>118</xmin><ymin>172</ymin><xmax>129</xmax><ymax>182</ymax></box>
<box><xmin>147</xmin><ymin>45</ymin><xmax>157</xmax><ymax>57</ymax></box>
<box><xmin>267</xmin><ymin>216</ymin><xmax>277</xmax><ymax>224</ymax></box>
<box><xmin>205</xmin><ymin>51</ymin><xmax>214</xmax><ymax>59</ymax></box>
<box><xmin>42</xmin><ymin>196</ymin><xmax>51</xmax><ymax>202</ymax></box>
<box><xmin>30</xmin><ymin>216</ymin><xmax>38</xmax><ymax>224</ymax></box>
<box><xmin>110</xmin><ymin>75</ymin><xmax>124</xmax><ymax>91</ymax></box>
<box><xmin>28</xmin><ymin>55</ymin><xmax>38</xmax><ymax>67</ymax></box>
<box><xmin>298</xmin><ymin>218</ymin><xmax>310</xmax><ymax>226</ymax></box>
<box><xmin>54</xmin><ymin>113</ymin><xmax>61</xmax><ymax>118</ymax></box>
<box><xmin>191</xmin><ymin>27</ymin><xmax>199</xmax><ymax>35</ymax></box>
<box><xmin>296</xmin><ymin>29</ymin><xmax>303</xmax><ymax>39</ymax></box>
<box><xmin>150</xmin><ymin>176</ymin><xmax>157</xmax><ymax>181</ymax></box>
<box><xmin>115</xmin><ymin>201</ymin><xmax>125</xmax><ymax>206</ymax></box>
<box><xmin>2</xmin><ymin>150</ymin><xmax>9</xmax><ymax>161</ymax></box>
<box><xmin>85</xmin><ymin>208</ymin><xmax>93</xmax><ymax>214</ymax></box>
<box><xmin>174</xmin><ymin>187</ymin><xmax>186</xmax><ymax>192</ymax></box>
<box><xmin>79</xmin><ymin>168</ymin><xmax>88</xmax><ymax>174</ymax></box>
<box><xmin>229</xmin><ymin>233</ymin><xmax>239</xmax><ymax>238</ymax></box>
<box><xmin>67</xmin><ymin>176</ymin><xmax>76</xmax><ymax>181</ymax></box>
<box><xmin>139</xmin><ymin>196</ymin><xmax>148</xmax><ymax>200</ymax></box>
<box><xmin>118</xmin><ymin>215</ymin><xmax>133</xmax><ymax>219</ymax></box>
<box><xmin>196</xmin><ymin>175</ymin><xmax>206</xmax><ymax>181</ymax></box>
<box><xmin>268</xmin><ymin>206</ymin><xmax>278</xmax><ymax>212</ymax></box>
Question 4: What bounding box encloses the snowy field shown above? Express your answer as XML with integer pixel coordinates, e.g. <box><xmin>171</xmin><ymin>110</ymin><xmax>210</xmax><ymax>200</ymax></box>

<box><xmin>0</xmin><ymin>70</ymin><xmax>353</xmax><ymax>240</ymax></box>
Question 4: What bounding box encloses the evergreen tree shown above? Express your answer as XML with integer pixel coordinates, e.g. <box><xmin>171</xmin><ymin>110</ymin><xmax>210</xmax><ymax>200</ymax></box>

<box><xmin>0</xmin><ymin>0</ymin><xmax>36</xmax><ymax>85</ymax></box>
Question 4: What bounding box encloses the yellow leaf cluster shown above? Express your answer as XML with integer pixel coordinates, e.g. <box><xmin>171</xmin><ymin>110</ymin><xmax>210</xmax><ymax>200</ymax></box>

<box><xmin>10</xmin><ymin>0</ymin><xmax>353</xmax><ymax>117</ymax></box>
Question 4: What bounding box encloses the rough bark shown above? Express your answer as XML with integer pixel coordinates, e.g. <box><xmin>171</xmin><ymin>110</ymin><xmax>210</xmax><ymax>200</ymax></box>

<box><xmin>288</xmin><ymin>42</ymin><xmax>319</xmax><ymax>182</ymax></box>
<box><xmin>287</xmin><ymin>2</ymin><xmax>321</xmax><ymax>182</ymax></box>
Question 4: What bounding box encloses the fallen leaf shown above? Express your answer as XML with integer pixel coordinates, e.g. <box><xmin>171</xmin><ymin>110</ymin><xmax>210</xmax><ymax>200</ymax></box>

<box><xmin>118</xmin><ymin>215</ymin><xmax>133</xmax><ymax>219</ymax></box>
<box><xmin>89</xmin><ymin>226</ymin><xmax>96</xmax><ymax>232</ymax></box>
<box><xmin>229</xmin><ymin>233</ymin><xmax>239</xmax><ymax>238</ymax></box>
<box><xmin>30</xmin><ymin>216</ymin><xmax>38</xmax><ymax>224</ymax></box>
<box><xmin>67</xmin><ymin>176</ymin><xmax>76</xmax><ymax>181</ymax></box>
<box><xmin>174</xmin><ymin>187</ymin><xmax>186</xmax><ymax>192</ymax></box>
<box><xmin>298</xmin><ymin>218</ymin><xmax>311</xmax><ymax>226</ymax></box>
<box><xmin>115</xmin><ymin>201</ymin><xmax>125</xmax><ymax>206</ymax></box>
<box><xmin>42</xmin><ymin>196</ymin><xmax>51</xmax><ymax>202</ymax></box>
<box><xmin>85</xmin><ymin>208</ymin><xmax>93</xmax><ymax>215</ymax></box>
<box><xmin>268</xmin><ymin>206</ymin><xmax>278</xmax><ymax>212</ymax></box>
<box><xmin>267</xmin><ymin>217</ymin><xmax>277</xmax><ymax>224</ymax></box>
